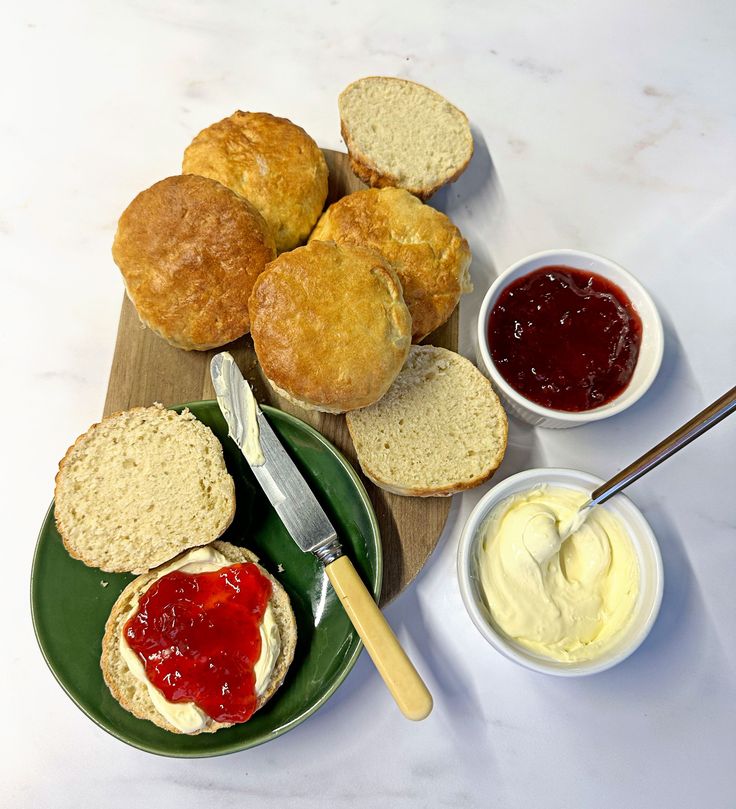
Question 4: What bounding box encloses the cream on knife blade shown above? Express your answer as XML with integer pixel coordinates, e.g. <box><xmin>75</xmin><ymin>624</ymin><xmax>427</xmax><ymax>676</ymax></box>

<box><xmin>211</xmin><ymin>354</ymin><xmax>264</xmax><ymax>465</ymax></box>
<box><xmin>478</xmin><ymin>485</ymin><xmax>640</xmax><ymax>662</ymax></box>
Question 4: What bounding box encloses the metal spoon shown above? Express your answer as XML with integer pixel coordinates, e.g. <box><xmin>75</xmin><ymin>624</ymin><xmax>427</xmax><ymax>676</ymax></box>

<box><xmin>559</xmin><ymin>384</ymin><xmax>736</xmax><ymax>541</ymax></box>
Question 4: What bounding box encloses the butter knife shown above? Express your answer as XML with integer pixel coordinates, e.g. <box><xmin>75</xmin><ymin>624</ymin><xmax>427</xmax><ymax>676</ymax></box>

<box><xmin>210</xmin><ymin>352</ymin><xmax>433</xmax><ymax>721</ymax></box>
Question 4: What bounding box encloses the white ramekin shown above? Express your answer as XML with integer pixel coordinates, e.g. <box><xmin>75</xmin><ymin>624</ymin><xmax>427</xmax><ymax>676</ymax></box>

<box><xmin>457</xmin><ymin>468</ymin><xmax>664</xmax><ymax>677</ymax></box>
<box><xmin>476</xmin><ymin>249</ymin><xmax>664</xmax><ymax>428</ymax></box>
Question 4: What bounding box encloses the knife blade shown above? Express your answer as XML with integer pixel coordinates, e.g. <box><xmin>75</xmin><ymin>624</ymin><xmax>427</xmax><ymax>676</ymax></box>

<box><xmin>210</xmin><ymin>351</ymin><xmax>433</xmax><ymax>720</ymax></box>
<box><xmin>212</xmin><ymin>351</ymin><xmax>338</xmax><ymax>557</ymax></box>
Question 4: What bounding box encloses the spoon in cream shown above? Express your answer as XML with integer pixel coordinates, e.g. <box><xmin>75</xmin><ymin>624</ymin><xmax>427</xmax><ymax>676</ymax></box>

<box><xmin>558</xmin><ymin>384</ymin><xmax>736</xmax><ymax>542</ymax></box>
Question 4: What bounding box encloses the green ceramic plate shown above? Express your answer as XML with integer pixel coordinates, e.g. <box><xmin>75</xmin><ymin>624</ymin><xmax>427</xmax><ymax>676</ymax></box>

<box><xmin>31</xmin><ymin>402</ymin><xmax>381</xmax><ymax>757</ymax></box>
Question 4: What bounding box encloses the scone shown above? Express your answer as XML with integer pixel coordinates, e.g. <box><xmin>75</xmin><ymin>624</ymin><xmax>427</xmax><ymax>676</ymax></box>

<box><xmin>101</xmin><ymin>541</ymin><xmax>297</xmax><ymax>734</ymax></box>
<box><xmin>339</xmin><ymin>77</ymin><xmax>474</xmax><ymax>200</ymax></box>
<box><xmin>54</xmin><ymin>404</ymin><xmax>235</xmax><ymax>573</ymax></box>
<box><xmin>249</xmin><ymin>240</ymin><xmax>412</xmax><ymax>413</ymax></box>
<box><xmin>182</xmin><ymin>111</ymin><xmax>329</xmax><ymax>253</ymax></box>
<box><xmin>311</xmin><ymin>188</ymin><xmax>472</xmax><ymax>342</ymax></box>
<box><xmin>112</xmin><ymin>174</ymin><xmax>276</xmax><ymax>351</ymax></box>
<box><xmin>346</xmin><ymin>346</ymin><xmax>508</xmax><ymax>496</ymax></box>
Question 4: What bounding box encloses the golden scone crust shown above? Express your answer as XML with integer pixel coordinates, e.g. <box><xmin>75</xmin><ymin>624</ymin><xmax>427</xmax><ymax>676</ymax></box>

<box><xmin>343</xmin><ymin>144</ymin><xmax>471</xmax><ymax>203</ymax></box>
<box><xmin>311</xmin><ymin>188</ymin><xmax>472</xmax><ymax>342</ymax></box>
<box><xmin>182</xmin><ymin>111</ymin><xmax>329</xmax><ymax>253</ymax></box>
<box><xmin>249</xmin><ymin>241</ymin><xmax>412</xmax><ymax>413</ymax></box>
<box><xmin>112</xmin><ymin>175</ymin><xmax>276</xmax><ymax>351</ymax></box>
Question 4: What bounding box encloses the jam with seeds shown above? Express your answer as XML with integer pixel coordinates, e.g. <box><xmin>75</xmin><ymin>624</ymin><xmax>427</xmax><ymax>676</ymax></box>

<box><xmin>488</xmin><ymin>266</ymin><xmax>642</xmax><ymax>411</ymax></box>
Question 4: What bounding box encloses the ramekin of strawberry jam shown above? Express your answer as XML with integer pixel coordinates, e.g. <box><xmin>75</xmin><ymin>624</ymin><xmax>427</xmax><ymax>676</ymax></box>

<box><xmin>477</xmin><ymin>250</ymin><xmax>663</xmax><ymax>428</ymax></box>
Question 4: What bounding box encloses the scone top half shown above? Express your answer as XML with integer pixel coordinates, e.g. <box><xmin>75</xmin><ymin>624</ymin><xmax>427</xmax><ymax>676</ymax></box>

<box><xmin>54</xmin><ymin>404</ymin><xmax>236</xmax><ymax>574</ymax></box>
<box><xmin>183</xmin><ymin>111</ymin><xmax>329</xmax><ymax>254</ymax></box>
<box><xmin>311</xmin><ymin>187</ymin><xmax>472</xmax><ymax>342</ymax></box>
<box><xmin>112</xmin><ymin>174</ymin><xmax>276</xmax><ymax>351</ymax></box>
<box><xmin>249</xmin><ymin>240</ymin><xmax>412</xmax><ymax>413</ymax></box>
<box><xmin>339</xmin><ymin>76</ymin><xmax>474</xmax><ymax>200</ymax></box>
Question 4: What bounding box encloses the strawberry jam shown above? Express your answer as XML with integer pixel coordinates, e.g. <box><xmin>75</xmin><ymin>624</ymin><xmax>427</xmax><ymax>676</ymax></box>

<box><xmin>124</xmin><ymin>563</ymin><xmax>272</xmax><ymax>724</ymax></box>
<box><xmin>488</xmin><ymin>266</ymin><xmax>642</xmax><ymax>411</ymax></box>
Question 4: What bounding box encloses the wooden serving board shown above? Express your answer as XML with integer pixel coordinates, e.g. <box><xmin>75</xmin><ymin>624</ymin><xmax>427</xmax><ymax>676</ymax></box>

<box><xmin>104</xmin><ymin>149</ymin><xmax>457</xmax><ymax>605</ymax></box>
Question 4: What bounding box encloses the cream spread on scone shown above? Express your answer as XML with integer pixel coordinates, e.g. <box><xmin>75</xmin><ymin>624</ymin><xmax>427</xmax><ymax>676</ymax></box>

<box><xmin>119</xmin><ymin>546</ymin><xmax>280</xmax><ymax>733</ymax></box>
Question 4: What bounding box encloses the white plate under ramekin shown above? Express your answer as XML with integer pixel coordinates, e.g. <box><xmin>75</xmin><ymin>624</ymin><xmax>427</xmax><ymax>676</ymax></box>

<box><xmin>457</xmin><ymin>468</ymin><xmax>664</xmax><ymax>677</ymax></box>
<box><xmin>476</xmin><ymin>249</ymin><xmax>664</xmax><ymax>428</ymax></box>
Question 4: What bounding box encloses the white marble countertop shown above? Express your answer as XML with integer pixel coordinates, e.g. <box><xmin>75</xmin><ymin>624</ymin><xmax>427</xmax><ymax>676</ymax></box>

<box><xmin>4</xmin><ymin>1</ymin><xmax>735</xmax><ymax>807</ymax></box>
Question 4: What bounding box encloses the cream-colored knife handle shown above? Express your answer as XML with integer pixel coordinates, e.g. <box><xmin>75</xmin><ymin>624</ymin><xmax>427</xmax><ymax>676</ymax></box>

<box><xmin>325</xmin><ymin>555</ymin><xmax>433</xmax><ymax>721</ymax></box>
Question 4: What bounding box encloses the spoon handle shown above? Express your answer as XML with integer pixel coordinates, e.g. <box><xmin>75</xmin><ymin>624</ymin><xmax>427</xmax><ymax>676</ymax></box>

<box><xmin>591</xmin><ymin>385</ymin><xmax>736</xmax><ymax>505</ymax></box>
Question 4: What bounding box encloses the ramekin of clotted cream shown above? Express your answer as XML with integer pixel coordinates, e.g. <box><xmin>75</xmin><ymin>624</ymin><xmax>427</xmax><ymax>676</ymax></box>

<box><xmin>457</xmin><ymin>469</ymin><xmax>663</xmax><ymax>676</ymax></box>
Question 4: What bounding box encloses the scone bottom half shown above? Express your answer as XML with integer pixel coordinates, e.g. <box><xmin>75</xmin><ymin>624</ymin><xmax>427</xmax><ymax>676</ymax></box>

<box><xmin>346</xmin><ymin>346</ymin><xmax>508</xmax><ymax>497</ymax></box>
<box><xmin>100</xmin><ymin>541</ymin><xmax>298</xmax><ymax>734</ymax></box>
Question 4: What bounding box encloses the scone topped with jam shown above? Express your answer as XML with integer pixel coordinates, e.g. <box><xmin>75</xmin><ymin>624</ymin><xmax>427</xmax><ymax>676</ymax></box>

<box><xmin>101</xmin><ymin>541</ymin><xmax>297</xmax><ymax>734</ymax></box>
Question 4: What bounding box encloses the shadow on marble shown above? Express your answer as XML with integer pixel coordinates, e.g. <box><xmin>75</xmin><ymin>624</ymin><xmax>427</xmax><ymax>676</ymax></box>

<box><xmin>585</xmin><ymin>507</ymin><xmax>712</xmax><ymax>698</ymax></box>
<box><xmin>629</xmin><ymin>302</ymin><xmax>700</xmax><ymax>413</ymax></box>
<box><xmin>570</xmin><ymin>304</ymin><xmax>701</xmax><ymax>460</ymax></box>
<box><xmin>428</xmin><ymin>126</ymin><xmax>506</xmax><ymax>359</ymax></box>
<box><xmin>460</xmin><ymin>243</ymin><xmax>498</xmax><ymax>358</ymax></box>
<box><xmin>621</xmin><ymin>505</ymin><xmax>702</xmax><ymax>672</ymax></box>
<box><xmin>431</xmin><ymin>125</ymin><xmax>501</xmax><ymax>218</ymax></box>
<box><xmin>492</xmin><ymin>416</ymin><xmax>544</xmax><ymax>483</ymax></box>
<box><xmin>392</xmin><ymin>587</ymin><xmax>490</xmax><ymax>747</ymax></box>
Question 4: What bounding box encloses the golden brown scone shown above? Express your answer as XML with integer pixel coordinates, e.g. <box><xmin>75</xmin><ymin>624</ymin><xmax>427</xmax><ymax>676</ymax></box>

<box><xmin>249</xmin><ymin>241</ymin><xmax>411</xmax><ymax>413</ymax></box>
<box><xmin>182</xmin><ymin>111</ymin><xmax>328</xmax><ymax>253</ymax></box>
<box><xmin>101</xmin><ymin>542</ymin><xmax>297</xmax><ymax>734</ymax></box>
<box><xmin>112</xmin><ymin>175</ymin><xmax>276</xmax><ymax>351</ymax></box>
<box><xmin>311</xmin><ymin>188</ymin><xmax>472</xmax><ymax>342</ymax></box>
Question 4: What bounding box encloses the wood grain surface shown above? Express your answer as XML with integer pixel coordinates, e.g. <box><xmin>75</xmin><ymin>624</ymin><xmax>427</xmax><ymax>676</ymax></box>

<box><xmin>104</xmin><ymin>149</ymin><xmax>457</xmax><ymax>605</ymax></box>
